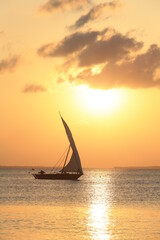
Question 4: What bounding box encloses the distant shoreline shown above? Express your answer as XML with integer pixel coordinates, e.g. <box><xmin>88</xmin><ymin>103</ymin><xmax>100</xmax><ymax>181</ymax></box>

<box><xmin>114</xmin><ymin>166</ymin><xmax>160</xmax><ymax>170</ymax></box>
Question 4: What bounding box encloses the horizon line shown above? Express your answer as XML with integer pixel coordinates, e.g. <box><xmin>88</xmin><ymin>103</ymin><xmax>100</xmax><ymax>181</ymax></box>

<box><xmin>0</xmin><ymin>165</ymin><xmax>160</xmax><ymax>169</ymax></box>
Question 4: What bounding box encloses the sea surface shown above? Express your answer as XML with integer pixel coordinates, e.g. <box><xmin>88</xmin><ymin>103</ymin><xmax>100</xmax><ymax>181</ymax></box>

<box><xmin>0</xmin><ymin>168</ymin><xmax>160</xmax><ymax>240</ymax></box>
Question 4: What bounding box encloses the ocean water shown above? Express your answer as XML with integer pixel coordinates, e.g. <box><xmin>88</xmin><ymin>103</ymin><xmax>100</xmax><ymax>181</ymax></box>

<box><xmin>0</xmin><ymin>168</ymin><xmax>160</xmax><ymax>240</ymax></box>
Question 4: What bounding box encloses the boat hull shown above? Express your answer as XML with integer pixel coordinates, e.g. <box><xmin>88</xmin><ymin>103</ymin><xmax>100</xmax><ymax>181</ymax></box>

<box><xmin>32</xmin><ymin>173</ymin><xmax>82</xmax><ymax>180</ymax></box>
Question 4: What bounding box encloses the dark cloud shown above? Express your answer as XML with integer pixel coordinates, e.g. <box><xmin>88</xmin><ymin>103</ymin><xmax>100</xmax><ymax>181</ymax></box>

<box><xmin>23</xmin><ymin>84</ymin><xmax>47</xmax><ymax>93</ymax></box>
<box><xmin>71</xmin><ymin>44</ymin><xmax>160</xmax><ymax>89</ymax></box>
<box><xmin>78</xmin><ymin>33</ymin><xmax>143</xmax><ymax>66</ymax></box>
<box><xmin>0</xmin><ymin>56</ymin><xmax>19</xmax><ymax>73</ymax></box>
<box><xmin>70</xmin><ymin>1</ymin><xmax>120</xmax><ymax>30</ymax></box>
<box><xmin>38</xmin><ymin>30</ymin><xmax>101</xmax><ymax>57</ymax></box>
<box><xmin>38</xmin><ymin>24</ymin><xmax>160</xmax><ymax>89</ymax></box>
<box><xmin>40</xmin><ymin>0</ymin><xmax>89</xmax><ymax>13</ymax></box>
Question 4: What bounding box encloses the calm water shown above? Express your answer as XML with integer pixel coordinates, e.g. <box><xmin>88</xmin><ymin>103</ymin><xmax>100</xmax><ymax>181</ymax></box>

<box><xmin>0</xmin><ymin>168</ymin><xmax>160</xmax><ymax>240</ymax></box>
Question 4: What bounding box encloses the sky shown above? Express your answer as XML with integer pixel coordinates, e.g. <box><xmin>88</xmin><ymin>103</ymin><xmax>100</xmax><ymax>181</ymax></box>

<box><xmin>1</xmin><ymin>0</ymin><xmax>160</xmax><ymax>168</ymax></box>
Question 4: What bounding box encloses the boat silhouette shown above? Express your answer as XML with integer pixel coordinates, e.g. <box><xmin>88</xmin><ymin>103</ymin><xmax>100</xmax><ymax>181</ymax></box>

<box><xmin>32</xmin><ymin>115</ymin><xmax>83</xmax><ymax>180</ymax></box>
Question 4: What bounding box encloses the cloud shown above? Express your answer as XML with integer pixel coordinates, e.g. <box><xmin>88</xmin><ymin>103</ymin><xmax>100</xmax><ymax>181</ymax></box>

<box><xmin>0</xmin><ymin>56</ymin><xmax>19</xmax><ymax>73</ymax></box>
<box><xmin>78</xmin><ymin>33</ymin><xmax>143</xmax><ymax>66</ymax></box>
<box><xmin>38</xmin><ymin>25</ymin><xmax>160</xmax><ymax>89</ymax></box>
<box><xmin>40</xmin><ymin>0</ymin><xmax>89</xmax><ymax>13</ymax></box>
<box><xmin>38</xmin><ymin>30</ymin><xmax>101</xmax><ymax>57</ymax></box>
<box><xmin>70</xmin><ymin>1</ymin><xmax>120</xmax><ymax>30</ymax></box>
<box><xmin>23</xmin><ymin>84</ymin><xmax>47</xmax><ymax>93</ymax></box>
<box><xmin>70</xmin><ymin>44</ymin><xmax>160</xmax><ymax>88</ymax></box>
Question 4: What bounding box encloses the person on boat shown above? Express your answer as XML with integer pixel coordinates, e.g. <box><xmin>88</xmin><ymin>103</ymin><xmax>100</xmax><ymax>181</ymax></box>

<box><xmin>38</xmin><ymin>170</ymin><xmax>45</xmax><ymax>174</ymax></box>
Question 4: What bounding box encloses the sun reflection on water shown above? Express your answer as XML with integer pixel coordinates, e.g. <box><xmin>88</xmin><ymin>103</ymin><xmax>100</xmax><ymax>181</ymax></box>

<box><xmin>88</xmin><ymin>203</ymin><xmax>111</xmax><ymax>240</ymax></box>
<box><xmin>87</xmin><ymin>174</ymin><xmax>112</xmax><ymax>240</ymax></box>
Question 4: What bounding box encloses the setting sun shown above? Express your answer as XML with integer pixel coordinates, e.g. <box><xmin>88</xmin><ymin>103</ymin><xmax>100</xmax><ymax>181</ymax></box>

<box><xmin>76</xmin><ymin>85</ymin><xmax>126</xmax><ymax>115</ymax></box>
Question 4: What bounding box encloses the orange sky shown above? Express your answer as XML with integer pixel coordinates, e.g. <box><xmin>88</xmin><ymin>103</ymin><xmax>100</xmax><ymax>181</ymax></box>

<box><xmin>1</xmin><ymin>0</ymin><xmax>160</xmax><ymax>168</ymax></box>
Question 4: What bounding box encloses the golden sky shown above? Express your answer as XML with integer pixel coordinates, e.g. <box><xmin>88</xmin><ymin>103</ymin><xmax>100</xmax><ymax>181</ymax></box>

<box><xmin>1</xmin><ymin>0</ymin><xmax>160</xmax><ymax>168</ymax></box>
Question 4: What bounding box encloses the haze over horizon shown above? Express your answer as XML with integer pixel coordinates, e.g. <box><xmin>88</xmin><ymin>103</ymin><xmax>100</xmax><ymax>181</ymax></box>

<box><xmin>1</xmin><ymin>0</ymin><xmax>160</xmax><ymax>168</ymax></box>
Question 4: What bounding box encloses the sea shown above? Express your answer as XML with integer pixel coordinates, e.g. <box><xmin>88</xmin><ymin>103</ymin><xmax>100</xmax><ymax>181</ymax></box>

<box><xmin>0</xmin><ymin>168</ymin><xmax>160</xmax><ymax>240</ymax></box>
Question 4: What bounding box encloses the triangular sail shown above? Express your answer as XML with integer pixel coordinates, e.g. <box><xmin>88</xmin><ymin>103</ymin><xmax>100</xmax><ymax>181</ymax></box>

<box><xmin>62</xmin><ymin>153</ymin><xmax>79</xmax><ymax>173</ymax></box>
<box><xmin>60</xmin><ymin>116</ymin><xmax>83</xmax><ymax>174</ymax></box>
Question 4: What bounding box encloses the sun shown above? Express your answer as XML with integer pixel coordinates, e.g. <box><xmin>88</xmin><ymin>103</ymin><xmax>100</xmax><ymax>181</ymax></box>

<box><xmin>76</xmin><ymin>85</ymin><xmax>125</xmax><ymax>115</ymax></box>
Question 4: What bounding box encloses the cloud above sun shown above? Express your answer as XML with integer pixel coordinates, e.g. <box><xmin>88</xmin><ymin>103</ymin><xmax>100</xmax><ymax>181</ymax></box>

<box><xmin>37</xmin><ymin>0</ymin><xmax>160</xmax><ymax>89</ymax></box>
<box><xmin>38</xmin><ymin>30</ymin><xmax>102</xmax><ymax>57</ymax></box>
<box><xmin>74</xmin><ymin>44</ymin><xmax>160</xmax><ymax>89</ymax></box>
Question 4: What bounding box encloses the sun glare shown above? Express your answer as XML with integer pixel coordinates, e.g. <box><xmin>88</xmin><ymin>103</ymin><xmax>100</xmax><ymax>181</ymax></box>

<box><xmin>76</xmin><ymin>85</ymin><xmax>125</xmax><ymax>115</ymax></box>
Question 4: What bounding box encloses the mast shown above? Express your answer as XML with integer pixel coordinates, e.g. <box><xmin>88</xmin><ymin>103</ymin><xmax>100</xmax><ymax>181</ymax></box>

<box><xmin>61</xmin><ymin>145</ymin><xmax>70</xmax><ymax>173</ymax></box>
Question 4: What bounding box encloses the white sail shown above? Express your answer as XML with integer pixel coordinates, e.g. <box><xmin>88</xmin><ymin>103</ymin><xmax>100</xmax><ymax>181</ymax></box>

<box><xmin>62</xmin><ymin>153</ymin><xmax>79</xmax><ymax>173</ymax></box>
<box><xmin>60</xmin><ymin>116</ymin><xmax>83</xmax><ymax>174</ymax></box>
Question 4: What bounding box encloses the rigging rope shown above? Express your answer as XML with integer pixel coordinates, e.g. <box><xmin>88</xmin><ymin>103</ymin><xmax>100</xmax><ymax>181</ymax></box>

<box><xmin>53</xmin><ymin>157</ymin><xmax>65</xmax><ymax>173</ymax></box>
<box><xmin>50</xmin><ymin>145</ymin><xmax>70</xmax><ymax>173</ymax></box>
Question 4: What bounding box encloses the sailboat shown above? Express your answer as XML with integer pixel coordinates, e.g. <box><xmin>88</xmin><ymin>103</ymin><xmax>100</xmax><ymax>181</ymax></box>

<box><xmin>32</xmin><ymin>115</ymin><xmax>83</xmax><ymax>180</ymax></box>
